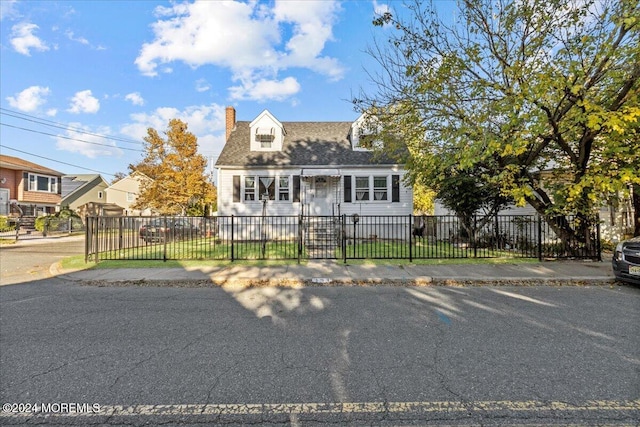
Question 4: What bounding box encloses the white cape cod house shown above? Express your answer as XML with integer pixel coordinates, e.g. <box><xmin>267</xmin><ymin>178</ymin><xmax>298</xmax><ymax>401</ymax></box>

<box><xmin>215</xmin><ymin>107</ymin><xmax>413</xmax><ymax>220</ymax></box>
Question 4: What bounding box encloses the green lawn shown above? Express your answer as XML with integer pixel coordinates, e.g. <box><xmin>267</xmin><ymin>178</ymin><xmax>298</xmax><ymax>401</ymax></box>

<box><xmin>336</xmin><ymin>239</ymin><xmax>537</xmax><ymax>260</ymax></box>
<box><xmin>92</xmin><ymin>237</ymin><xmax>303</xmax><ymax>262</ymax></box>
<box><xmin>72</xmin><ymin>237</ymin><xmax>540</xmax><ymax>271</ymax></box>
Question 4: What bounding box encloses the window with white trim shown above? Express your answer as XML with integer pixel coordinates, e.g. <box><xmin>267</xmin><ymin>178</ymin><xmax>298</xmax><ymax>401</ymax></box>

<box><xmin>28</xmin><ymin>173</ymin><xmax>58</xmax><ymax>193</ymax></box>
<box><xmin>279</xmin><ymin>176</ymin><xmax>290</xmax><ymax>201</ymax></box>
<box><xmin>244</xmin><ymin>176</ymin><xmax>256</xmax><ymax>201</ymax></box>
<box><xmin>373</xmin><ymin>176</ymin><xmax>388</xmax><ymax>200</ymax></box>
<box><xmin>355</xmin><ymin>176</ymin><xmax>369</xmax><ymax>201</ymax></box>
<box><xmin>255</xmin><ymin>127</ymin><xmax>275</xmax><ymax>148</ymax></box>
<box><xmin>126</xmin><ymin>192</ymin><xmax>135</xmax><ymax>202</ymax></box>
<box><xmin>259</xmin><ymin>176</ymin><xmax>275</xmax><ymax>200</ymax></box>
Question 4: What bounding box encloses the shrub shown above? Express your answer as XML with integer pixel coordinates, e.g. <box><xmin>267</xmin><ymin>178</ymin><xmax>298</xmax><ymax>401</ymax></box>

<box><xmin>0</xmin><ymin>216</ymin><xmax>17</xmax><ymax>232</ymax></box>
<box><xmin>35</xmin><ymin>209</ymin><xmax>84</xmax><ymax>232</ymax></box>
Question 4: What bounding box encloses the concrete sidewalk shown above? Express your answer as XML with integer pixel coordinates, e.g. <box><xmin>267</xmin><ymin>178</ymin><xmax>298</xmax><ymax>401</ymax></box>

<box><xmin>56</xmin><ymin>259</ymin><xmax>617</xmax><ymax>287</ymax></box>
<box><xmin>4</xmin><ymin>233</ymin><xmax>616</xmax><ymax>287</ymax></box>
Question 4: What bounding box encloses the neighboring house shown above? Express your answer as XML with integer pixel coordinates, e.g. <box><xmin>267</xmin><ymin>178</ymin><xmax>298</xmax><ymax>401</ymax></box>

<box><xmin>104</xmin><ymin>171</ymin><xmax>154</xmax><ymax>216</ymax></box>
<box><xmin>77</xmin><ymin>202</ymin><xmax>124</xmax><ymax>219</ymax></box>
<box><xmin>215</xmin><ymin>107</ymin><xmax>412</xmax><ymax>239</ymax></box>
<box><xmin>0</xmin><ymin>154</ymin><xmax>62</xmax><ymax>217</ymax></box>
<box><xmin>434</xmin><ymin>190</ymin><xmax>635</xmax><ymax>243</ymax></box>
<box><xmin>597</xmin><ymin>189</ymin><xmax>636</xmax><ymax>242</ymax></box>
<box><xmin>61</xmin><ymin>174</ymin><xmax>109</xmax><ymax>212</ymax></box>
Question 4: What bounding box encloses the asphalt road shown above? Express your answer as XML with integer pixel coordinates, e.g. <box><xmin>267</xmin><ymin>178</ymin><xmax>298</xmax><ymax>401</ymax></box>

<box><xmin>1</xmin><ymin>277</ymin><xmax>638</xmax><ymax>426</ymax></box>
<box><xmin>0</xmin><ymin>237</ymin><xmax>85</xmax><ymax>286</ymax></box>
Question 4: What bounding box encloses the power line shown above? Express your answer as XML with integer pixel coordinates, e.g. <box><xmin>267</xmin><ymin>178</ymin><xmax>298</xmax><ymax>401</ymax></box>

<box><xmin>0</xmin><ymin>123</ymin><xmax>144</xmax><ymax>153</ymax></box>
<box><xmin>0</xmin><ymin>107</ymin><xmax>145</xmax><ymax>146</ymax></box>
<box><xmin>0</xmin><ymin>145</ymin><xmax>117</xmax><ymax>177</ymax></box>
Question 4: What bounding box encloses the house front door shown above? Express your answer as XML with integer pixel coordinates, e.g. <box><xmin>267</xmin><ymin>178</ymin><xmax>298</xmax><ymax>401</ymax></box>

<box><xmin>0</xmin><ymin>189</ymin><xmax>9</xmax><ymax>215</ymax></box>
<box><xmin>309</xmin><ymin>177</ymin><xmax>334</xmax><ymax>216</ymax></box>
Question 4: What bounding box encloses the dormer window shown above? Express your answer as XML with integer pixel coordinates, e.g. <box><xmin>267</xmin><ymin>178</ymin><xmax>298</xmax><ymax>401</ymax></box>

<box><xmin>255</xmin><ymin>127</ymin><xmax>275</xmax><ymax>148</ymax></box>
<box><xmin>249</xmin><ymin>110</ymin><xmax>284</xmax><ymax>152</ymax></box>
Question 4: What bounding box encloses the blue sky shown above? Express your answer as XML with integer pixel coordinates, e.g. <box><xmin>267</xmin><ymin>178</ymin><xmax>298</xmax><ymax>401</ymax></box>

<box><xmin>0</xmin><ymin>0</ymin><xmax>450</xmax><ymax>180</ymax></box>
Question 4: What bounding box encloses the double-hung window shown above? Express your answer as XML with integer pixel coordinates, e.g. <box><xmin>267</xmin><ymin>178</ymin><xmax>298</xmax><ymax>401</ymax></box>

<box><xmin>244</xmin><ymin>177</ymin><xmax>256</xmax><ymax>201</ymax></box>
<box><xmin>28</xmin><ymin>173</ymin><xmax>58</xmax><ymax>193</ymax></box>
<box><xmin>239</xmin><ymin>175</ymin><xmax>292</xmax><ymax>202</ymax></box>
<box><xmin>373</xmin><ymin>176</ymin><xmax>388</xmax><ymax>200</ymax></box>
<box><xmin>279</xmin><ymin>177</ymin><xmax>290</xmax><ymax>201</ymax></box>
<box><xmin>355</xmin><ymin>176</ymin><xmax>369</xmax><ymax>201</ymax></box>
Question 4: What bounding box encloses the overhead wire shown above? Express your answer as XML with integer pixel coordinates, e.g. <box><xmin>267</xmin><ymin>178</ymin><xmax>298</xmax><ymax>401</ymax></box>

<box><xmin>0</xmin><ymin>145</ymin><xmax>117</xmax><ymax>177</ymax></box>
<box><xmin>0</xmin><ymin>107</ymin><xmax>144</xmax><ymax>146</ymax></box>
<box><xmin>0</xmin><ymin>123</ymin><xmax>144</xmax><ymax>153</ymax></box>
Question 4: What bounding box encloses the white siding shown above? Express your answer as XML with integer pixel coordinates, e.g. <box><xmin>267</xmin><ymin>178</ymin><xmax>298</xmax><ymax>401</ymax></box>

<box><xmin>338</xmin><ymin>168</ymin><xmax>412</xmax><ymax>217</ymax></box>
<box><xmin>434</xmin><ymin>200</ymin><xmax>537</xmax><ymax>216</ymax></box>
<box><xmin>218</xmin><ymin>167</ymin><xmax>413</xmax><ymax>218</ymax></box>
<box><xmin>217</xmin><ymin>168</ymin><xmax>302</xmax><ymax>216</ymax></box>
<box><xmin>249</xmin><ymin>111</ymin><xmax>285</xmax><ymax>152</ymax></box>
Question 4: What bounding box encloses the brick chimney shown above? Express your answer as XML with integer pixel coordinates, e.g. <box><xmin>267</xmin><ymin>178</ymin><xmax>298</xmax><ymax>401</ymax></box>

<box><xmin>225</xmin><ymin>106</ymin><xmax>236</xmax><ymax>142</ymax></box>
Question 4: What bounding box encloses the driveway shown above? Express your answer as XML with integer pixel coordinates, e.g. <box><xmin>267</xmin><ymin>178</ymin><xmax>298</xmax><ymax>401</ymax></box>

<box><xmin>0</xmin><ymin>236</ymin><xmax>84</xmax><ymax>286</ymax></box>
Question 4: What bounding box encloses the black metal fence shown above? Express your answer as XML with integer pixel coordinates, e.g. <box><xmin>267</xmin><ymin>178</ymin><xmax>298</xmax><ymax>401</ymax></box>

<box><xmin>85</xmin><ymin>214</ymin><xmax>601</xmax><ymax>263</ymax></box>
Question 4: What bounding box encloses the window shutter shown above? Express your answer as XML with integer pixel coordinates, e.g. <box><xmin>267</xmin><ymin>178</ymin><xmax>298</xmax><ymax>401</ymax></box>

<box><xmin>293</xmin><ymin>175</ymin><xmax>300</xmax><ymax>202</ymax></box>
<box><xmin>233</xmin><ymin>175</ymin><xmax>240</xmax><ymax>202</ymax></box>
<box><xmin>344</xmin><ymin>175</ymin><xmax>352</xmax><ymax>203</ymax></box>
<box><xmin>392</xmin><ymin>174</ymin><xmax>400</xmax><ymax>202</ymax></box>
<box><xmin>57</xmin><ymin>177</ymin><xmax>62</xmax><ymax>194</ymax></box>
<box><xmin>23</xmin><ymin>172</ymin><xmax>29</xmax><ymax>191</ymax></box>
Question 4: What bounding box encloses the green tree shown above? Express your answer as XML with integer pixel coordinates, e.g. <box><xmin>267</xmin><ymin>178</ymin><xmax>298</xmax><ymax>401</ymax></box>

<box><xmin>130</xmin><ymin>119</ymin><xmax>217</xmax><ymax>215</ymax></box>
<box><xmin>412</xmin><ymin>181</ymin><xmax>435</xmax><ymax>215</ymax></box>
<box><xmin>356</xmin><ymin>0</ymin><xmax>640</xmax><ymax>252</ymax></box>
<box><xmin>435</xmin><ymin>165</ymin><xmax>512</xmax><ymax>240</ymax></box>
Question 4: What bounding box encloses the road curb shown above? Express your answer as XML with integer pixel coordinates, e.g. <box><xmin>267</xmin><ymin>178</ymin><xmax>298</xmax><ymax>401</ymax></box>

<box><xmin>69</xmin><ymin>276</ymin><xmax>618</xmax><ymax>289</ymax></box>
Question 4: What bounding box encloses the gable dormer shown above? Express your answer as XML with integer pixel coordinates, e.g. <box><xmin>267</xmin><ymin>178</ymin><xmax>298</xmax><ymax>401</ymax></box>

<box><xmin>350</xmin><ymin>113</ymin><xmax>381</xmax><ymax>151</ymax></box>
<box><xmin>249</xmin><ymin>110</ymin><xmax>285</xmax><ymax>152</ymax></box>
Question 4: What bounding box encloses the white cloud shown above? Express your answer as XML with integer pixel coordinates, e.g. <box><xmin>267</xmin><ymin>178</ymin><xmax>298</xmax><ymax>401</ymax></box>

<box><xmin>67</xmin><ymin>90</ymin><xmax>100</xmax><ymax>114</ymax></box>
<box><xmin>120</xmin><ymin>103</ymin><xmax>227</xmax><ymax>156</ymax></box>
<box><xmin>135</xmin><ymin>0</ymin><xmax>344</xmax><ymax>102</ymax></box>
<box><xmin>55</xmin><ymin>123</ymin><xmax>123</xmax><ymax>159</ymax></box>
<box><xmin>0</xmin><ymin>0</ymin><xmax>19</xmax><ymax>21</ymax></box>
<box><xmin>65</xmin><ymin>29</ymin><xmax>89</xmax><ymax>45</ymax></box>
<box><xmin>373</xmin><ymin>1</ymin><xmax>391</xmax><ymax>20</ymax></box>
<box><xmin>125</xmin><ymin>92</ymin><xmax>145</xmax><ymax>106</ymax></box>
<box><xmin>10</xmin><ymin>22</ymin><xmax>49</xmax><ymax>55</ymax></box>
<box><xmin>6</xmin><ymin>86</ymin><xmax>51</xmax><ymax>112</ymax></box>
<box><xmin>229</xmin><ymin>76</ymin><xmax>301</xmax><ymax>102</ymax></box>
<box><xmin>46</xmin><ymin>109</ymin><xmax>57</xmax><ymax>117</ymax></box>
<box><xmin>195</xmin><ymin>78</ymin><xmax>210</xmax><ymax>92</ymax></box>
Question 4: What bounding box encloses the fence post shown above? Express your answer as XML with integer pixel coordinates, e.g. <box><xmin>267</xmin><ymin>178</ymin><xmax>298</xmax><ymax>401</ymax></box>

<box><xmin>231</xmin><ymin>215</ymin><xmax>235</xmax><ymax>262</ymax></box>
<box><xmin>342</xmin><ymin>214</ymin><xmax>347</xmax><ymax>264</ymax></box>
<box><xmin>163</xmin><ymin>216</ymin><xmax>168</xmax><ymax>262</ymax></box>
<box><xmin>85</xmin><ymin>216</ymin><xmax>90</xmax><ymax>263</ymax></box>
<box><xmin>409</xmin><ymin>214</ymin><xmax>413</xmax><ymax>262</ymax></box>
<box><xmin>118</xmin><ymin>217</ymin><xmax>123</xmax><ymax>252</ymax></box>
<box><xmin>298</xmin><ymin>214</ymin><xmax>302</xmax><ymax>264</ymax></box>
<box><xmin>473</xmin><ymin>215</ymin><xmax>477</xmax><ymax>259</ymax></box>
<box><xmin>95</xmin><ymin>217</ymin><xmax>100</xmax><ymax>264</ymax></box>
<box><xmin>596</xmin><ymin>215</ymin><xmax>602</xmax><ymax>261</ymax></box>
<box><xmin>537</xmin><ymin>215</ymin><xmax>543</xmax><ymax>261</ymax></box>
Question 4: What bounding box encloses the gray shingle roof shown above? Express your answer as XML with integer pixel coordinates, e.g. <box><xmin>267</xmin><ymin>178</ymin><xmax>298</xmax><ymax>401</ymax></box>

<box><xmin>215</xmin><ymin>121</ymin><xmax>397</xmax><ymax>167</ymax></box>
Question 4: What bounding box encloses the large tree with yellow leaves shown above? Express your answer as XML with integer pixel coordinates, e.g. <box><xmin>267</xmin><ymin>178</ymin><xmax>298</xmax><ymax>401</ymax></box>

<box><xmin>130</xmin><ymin>119</ymin><xmax>216</xmax><ymax>215</ymax></box>
<box><xmin>356</xmin><ymin>0</ymin><xmax>640</xmax><ymax>251</ymax></box>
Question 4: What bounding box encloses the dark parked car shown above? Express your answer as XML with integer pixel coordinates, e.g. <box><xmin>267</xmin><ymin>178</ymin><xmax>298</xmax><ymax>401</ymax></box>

<box><xmin>612</xmin><ymin>236</ymin><xmax>640</xmax><ymax>284</ymax></box>
<box><xmin>139</xmin><ymin>218</ymin><xmax>200</xmax><ymax>243</ymax></box>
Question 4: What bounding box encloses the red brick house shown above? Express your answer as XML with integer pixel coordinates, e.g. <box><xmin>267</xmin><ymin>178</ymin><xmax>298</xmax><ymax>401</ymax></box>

<box><xmin>0</xmin><ymin>155</ymin><xmax>62</xmax><ymax>217</ymax></box>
